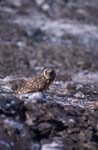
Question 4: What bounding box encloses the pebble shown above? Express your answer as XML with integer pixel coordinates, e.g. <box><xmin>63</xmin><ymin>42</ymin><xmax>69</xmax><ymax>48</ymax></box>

<box><xmin>74</xmin><ymin>91</ymin><xmax>85</xmax><ymax>98</ymax></box>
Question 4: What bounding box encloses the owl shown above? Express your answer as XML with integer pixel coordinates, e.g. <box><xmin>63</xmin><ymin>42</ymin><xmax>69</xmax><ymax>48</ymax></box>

<box><xmin>15</xmin><ymin>68</ymin><xmax>56</xmax><ymax>94</ymax></box>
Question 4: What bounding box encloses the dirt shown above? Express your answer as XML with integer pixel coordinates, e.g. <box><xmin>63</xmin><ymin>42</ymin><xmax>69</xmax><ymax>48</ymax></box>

<box><xmin>0</xmin><ymin>0</ymin><xmax>98</xmax><ymax>150</ymax></box>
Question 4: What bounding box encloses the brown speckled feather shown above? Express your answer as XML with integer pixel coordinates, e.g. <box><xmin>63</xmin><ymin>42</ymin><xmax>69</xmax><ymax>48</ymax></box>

<box><xmin>9</xmin><ymin>79</ymin><xmax>26</xmax><ymax>91</ymax></box>
<box><xmin>15</xmin><ymin>68</ymin><xmax>56</xmax><ymax>94</ymax></box>
<box><xmin>16</xmin><ymin>75</ymin><xmax>50</xmax><ymax>94</ymax></box>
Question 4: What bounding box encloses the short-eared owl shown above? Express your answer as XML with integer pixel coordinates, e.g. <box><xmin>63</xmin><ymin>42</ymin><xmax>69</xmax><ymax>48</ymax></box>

<box><xmin>15</xmin><ymin>68</ymin><xmax>56</xmax><ymax>94</ymax></box>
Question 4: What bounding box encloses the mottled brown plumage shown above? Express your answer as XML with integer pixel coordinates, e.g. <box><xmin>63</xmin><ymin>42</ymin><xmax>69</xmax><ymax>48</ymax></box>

<box><xmin>10</xmin><ymin>79</ymin><xmax>25</xmax><ymax>91</ymax></box>
<box><xmin>16</xmin><ymin>68</ymin><xmax>56</xmax><ymax>94</ymax></box>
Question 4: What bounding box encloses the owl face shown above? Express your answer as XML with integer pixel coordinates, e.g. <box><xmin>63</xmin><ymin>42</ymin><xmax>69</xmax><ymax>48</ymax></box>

<box><xmin>43</xmin><ymin>68</ymin><xmax>56</xmax><ymax>80</ymax></box>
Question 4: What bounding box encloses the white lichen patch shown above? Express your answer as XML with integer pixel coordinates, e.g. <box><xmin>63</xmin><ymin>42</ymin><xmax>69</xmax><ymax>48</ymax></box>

<box><xmin>42</xmin><ymin>140</ymin><xmax>63</xmax><ymax>150</ymax></box>
<box><xmin>16</xmin><ymin>92</ymin><xmax>45</xmax><ymax>103</ymax></box>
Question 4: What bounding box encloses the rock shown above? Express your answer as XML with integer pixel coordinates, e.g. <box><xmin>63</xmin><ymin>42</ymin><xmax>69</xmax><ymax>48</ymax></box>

<box><xmin>74</xmin><ymin>91</ymin><xmax>85</xmax><ymax>98</ymax></box>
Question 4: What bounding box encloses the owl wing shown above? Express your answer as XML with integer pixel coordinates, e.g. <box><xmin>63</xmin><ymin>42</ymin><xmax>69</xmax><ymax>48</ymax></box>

<box><xmin>24</xmin><ymin>76</ymin><xmax>47</xmax><ymax>91</ymax></box>
<box><xmin>17</xmin><ymin>76</ymin><xmax>47</xmax><ymax>94</ymax></box>
<box><xmin>9</xmin><ymin>79</ymin><xmax>26</xmax><ymax>91</ymax></box>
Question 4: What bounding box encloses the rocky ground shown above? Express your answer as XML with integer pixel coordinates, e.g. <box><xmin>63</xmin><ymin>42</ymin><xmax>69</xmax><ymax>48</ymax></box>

<box><xmin>0</xmin><ymin>0</ymin><xmax>98</xmax><ymax>150</ymax></box>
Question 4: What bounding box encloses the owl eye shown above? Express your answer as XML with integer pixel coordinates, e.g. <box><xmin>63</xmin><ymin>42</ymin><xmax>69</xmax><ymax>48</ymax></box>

<box><xmin>49</xmin><ymin>71</ymin><xmax>55</xmax><ymax>76</ymax></box>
